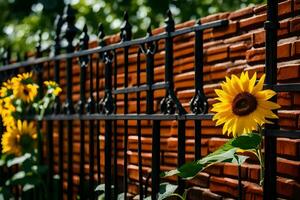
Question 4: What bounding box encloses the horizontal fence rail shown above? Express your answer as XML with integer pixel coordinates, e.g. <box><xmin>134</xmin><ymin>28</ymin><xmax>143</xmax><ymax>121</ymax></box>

<box><xmin>0</xmin><ymin>1</ymin><xmax>299</xmax><ymax>200</ymax></box>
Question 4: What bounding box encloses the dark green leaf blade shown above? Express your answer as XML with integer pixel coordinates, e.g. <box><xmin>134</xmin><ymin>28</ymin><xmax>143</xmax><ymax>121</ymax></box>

<box><xmin>230</xmin><ymin>133</ymin><xmax>262</xmax><ymax>150</ymax></box>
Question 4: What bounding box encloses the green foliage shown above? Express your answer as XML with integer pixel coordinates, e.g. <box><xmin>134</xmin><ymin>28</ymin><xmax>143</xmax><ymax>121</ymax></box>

<box><xmin>144</xmin><ymin>183</ymin><xmax>178</xmax><ymax>200</ymax></box>
<box><xmin>0</xmin><ymin>0</ymin><xmax>266</xmax><ymax>60</ymax></box>
<box><xmin>162</xmin><ymin>133</ymin><xmax>261</xmax><ymax>179</ymax></box>
<box><xmin>156</xmin><ymin>133</ymin><xmax>262</xmax><ymax>200</ymax></box>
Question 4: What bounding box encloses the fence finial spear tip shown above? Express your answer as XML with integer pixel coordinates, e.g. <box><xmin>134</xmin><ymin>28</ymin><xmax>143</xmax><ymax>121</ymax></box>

<box><xmin>120</xmin><ymin>10</ymin><xmax>132</xmax><ymax>41</ymax></box>
<box><xmin>147</xmin><ymin>24</ymin><xmax>152</xmax><ymax>37</ymax></box>
<box><xmin>166</xmin><ymin>9</ymin><xmax>172</xmax><ymax>17</ymax></box>
<box><xmin>197</xmin><ymin>19</ymin><xmax>201</xmax><ymax>25</ymax></box>
<box><xmin>83</xmin><ymin>23</ymin><xmax>88</xmax><ymax>33</ymax></box>
<box><xmin>63</xmin><ymin>4</ymin><xmax>75</xmax><ymax>22</ymax></box>
<box><xmin>98</xmin><ymin>23</ymin><xmax>105</xmax><ymax>39</ymax></box>
<box><xmin>165</xmin><ymin>9</ymin><xmax>174</xmax><ymax>32</ymax></box>
<box><xmin>123</xmin><ymin>11</ymin><xmax>129</xmax><ymax>21</ymax></box>
<box><xmin>55</xmin><ymin>14</ymin><xmax>62</xmax><ymax>26</ymax></box>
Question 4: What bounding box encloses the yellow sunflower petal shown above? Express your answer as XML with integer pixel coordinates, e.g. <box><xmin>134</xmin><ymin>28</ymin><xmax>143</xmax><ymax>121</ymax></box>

<box><xmin>248</xmin><ymin>72</ymin><xmax>257</xmax><ymax>93</ymax></box>
<box><xmin>252</xmin><ymin>74</ymin><xmax>265</xmax><ymax>94</ymax></box>
<box><xmin>255</xmin><ymin>89</ymin><xmax>277</xmax><ymax>100</ymax></box>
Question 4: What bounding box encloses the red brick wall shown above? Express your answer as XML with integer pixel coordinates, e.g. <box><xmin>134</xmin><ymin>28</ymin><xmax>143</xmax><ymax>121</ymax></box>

<box><xmin>48</xmin><ymin>1</ymin><xmax>300</xmax><ymax>199</ymax></box>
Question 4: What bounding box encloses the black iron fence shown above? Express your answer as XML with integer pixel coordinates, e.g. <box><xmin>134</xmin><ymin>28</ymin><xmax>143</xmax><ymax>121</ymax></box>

<box><xmin>0</xmin><ymin>1</ymin><xmax>299</xmax><ymax>200</ymax></box>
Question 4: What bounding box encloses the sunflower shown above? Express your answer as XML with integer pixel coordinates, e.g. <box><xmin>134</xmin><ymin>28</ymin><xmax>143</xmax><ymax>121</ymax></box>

<box><xmin>0</xmin><ymin>79</ymin><xmax>13</xmax><ymax>98</ymax></box>
<box><xmin>1</xmin><ymin>120</ymin><xmax>37</xmax><ymax>156</ymax></box>
<box><xmin>0</xmin><ymin>97</ymin><xmax>16</xmax><ymax>127</ymax></box>
<box><xmin>44</xmin><ymin>81</ymin><xmax>62</xmax><ymax>96</ymax></box>
<box><xmin>13</xmin><ymin>72</ymin><xmax>34</xmax><ymax>84</ymax></box>
<box><xmin>212</xmin><ymin>72</ymin><xmax>280</xmax><ymax>137</ymax></box>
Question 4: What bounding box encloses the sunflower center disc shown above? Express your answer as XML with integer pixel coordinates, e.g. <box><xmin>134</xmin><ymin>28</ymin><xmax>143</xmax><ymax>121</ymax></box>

<box><xmin>232</xmin><ymin>92</ymin><xmax>257</xmax><ymax>116</ymax></box>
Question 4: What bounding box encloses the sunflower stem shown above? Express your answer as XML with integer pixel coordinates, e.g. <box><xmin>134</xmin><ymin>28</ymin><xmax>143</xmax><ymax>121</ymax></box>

<box><xmin>256</xmin><ymin>125</ymin><xmax>264</xmax><ymax>186</ymax></box>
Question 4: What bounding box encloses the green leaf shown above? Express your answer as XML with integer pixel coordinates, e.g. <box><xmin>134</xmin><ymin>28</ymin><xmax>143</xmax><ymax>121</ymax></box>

<box><xmin>144</xmin><ymin>183</ymin><xmax>178</xmax><ymax>200</ymax></box>
<box><xmin>6</xmin><ymin>171</ymin><xmax>42</xmax><ymax>186</ymax></box>
<box><xmin>161</xmin><ymin>133</ymin><xmax>261</xmax><ymax>179</ymax></box>
<box><xmin>161</xmin><ymin>161</ymin><xmax>203</xmax><ymax>178</ymax></box>
<box><xmin>23</xmin><ymin>184</ymin><xmax>35</xmax><ymax>192</ymax></box>
<box><xmin>117</xmin><ymin>193</ymin><xmax>125</xmax><ymax>200</ymax></box>
<box><xmin>6</xmin><ymin>153</ymin><xmax>31</xmax><ymax>167</ymax></box>
<box><xmin>0</xmin><ymin>159</ymin><xmax>5</xmax><ymax>167</ymax></box>
<box><xmin>0</xmin><ymin>186</ymin><xmax>12</xmax><ymax>200</ymax></box>
<box><xmin>233</xmin><ymin>154</ymin><xmax>249</xmax><ymax>165</ymax></box>
<box><xmin>95</xmin><ymin>184</ymin><xmax>114</xmax><ymax>192</ymax></box>
<box><xmin>230</xmin><ymin>133</ymin><xmax>261</xmax><ymax>150</ymax></box>
<box><xmin>97</xmin><ymin>193</ymin><xmax>105</xmax><ymax>200</ymax></box>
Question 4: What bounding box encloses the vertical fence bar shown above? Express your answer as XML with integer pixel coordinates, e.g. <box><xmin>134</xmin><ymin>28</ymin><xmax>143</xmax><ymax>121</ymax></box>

<box><xmin>78</xmin><ymin>24</ymin><xmax>89</xmax><ymax>199</ymax></box>
<box><xmin>54</xmin><ymin>16</ymin><xmax>63</xmax><ymax>114</ymax></box>
<box><xmin>151</xmin><ymin>120</ymin><xmax>160</xmax><ymax>200</ymax></box>
<box><xmin>97</xmin><ymin>23</ymin><xmax>105</xmax><ymax>184</ymax></box>
<box><xmin>99</xmin><ymin>48</ymin><xmax>114</xmax><ymax>199</ymax></box>
<box><xmin>35</xmin><ymin>35</ymin><xmax>44</xmax><ymax>200</ymax></box>
<box><xmin>113</xmin><ymin>49</ymin><xmax>119</xmax><ymax>198</ymax></box>
<box><xmin>53</xmin><ymin>16</ymin><xmax>64</xmax><ymax>198</ymax></box>
<box><xmin>136</xmin><ymin>48</ymin><xmax>143</xmax><ymax>199</ymax></box>
<box><xmin>120</xmin><ymin>12</ymin><xmax>132</xmax><ymax>199</ymax></box>
<box><xmin>264</xmin><ymin>1</ymin><xmax>278</xmax><ymax>200</ymax></box>
<box><xmin>177</xmin><ymin>120</ymin><xmax>186</xmax><ymax>195</ymax></box>
<box><xmin>161</xmin><ymin>10</ymin><xmax>187</xmax><ymax>195</ymax></box>
<box><xmin>87</xmin><ymin>52</ymin><xmax>96</xmax><ymax>199</ymax></box>
<box><xmin>46</xmin><ymin>117</ymin><xmax>54</xmax><ymax>199</ymax></box>
<box><xmin>63</xmin><ymin>5</ymin><xmax>78</xmax><ymax>199</ymax></box>
<box><xmin>190</xmin><ymin>20</ymin><xmax>208</xmax><ymax>161</ymax></box>
<box><xmin>46</xmin><ymin>62</ymin><xmax>54</xmax><ymax>200</ymax></box>
<box><xmin>143</xmin><ymin>25</ymin><xmax>156</xmax><ymax>199</ymax></box>
<box><xmin>35</xmin><ymin>33</ymin><xmax>44</xmax><ymax>167</ymax></box>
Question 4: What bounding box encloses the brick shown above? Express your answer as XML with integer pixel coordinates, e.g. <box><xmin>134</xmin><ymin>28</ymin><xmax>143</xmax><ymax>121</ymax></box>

<box><xmin>277</xmin><ymin>64</ymin><xmax>300</xmax><ymax>81</ymax></box>
<box><xmin>210</xmin><ymin>63</ymin><xmax>228</xmax><ymax>80</ymax></box>
<box><xmin>239</xmin><ymin>14</ymin><xmax>267</xmax><ymax>30</ymax></box>
<box><xmin>201</xmin><ymin>13</ymin><xmax>221</xmax><ymax>24</ymax></box>
<box><xmin>277</xmin><ymin>176</ymin><xmax>300</xmax><ymax>198</ymax></box>
<box><xmin>187</xmin><ymin>172</ymin><xmax>210</xmax><ymax>188</ymax></box>
<box><xmin>278</xmin><ymin>110</ymin><xmax>300</xmax><ymax>129</ymax></box>
<box><xmin>290</xmin><ymin>16</ymin><xmax>300</xmax><ymax>33</ymax></box>
<box><xmin>277</xmin><ymin>42</ymin><xmax>291</xmax><ymax>60</ymax></box>
<box><xmin>224</xmin><ymin>32</ymin><xmax>252</xmax><ymax>44</ymax></box>
<box><xmin>253</xmin><ymin>30</ymin><xmax>265</xmax><ymax>47</ymax></box>
<box><xmin>229</xmin><ymin>42</ymin><xmax>248</xmax><ymax>58</ymax></box>
<box><xmin>187</xmin><ymin>187</ymin><xmax>223</xmax><ymax>200</ymax></box>
<box><xmin>278</xmin><ymin>19</ymin><xmax>290</xmax><ymax>37</ymax></box>
<box><xmin>277</xmin><ymin>157</ymin><xmax>300</xmax><ymax>180</ymax></box>
<box><xmin>212</xmin><ymin>22</ymin><xmax>237</xmax><ymax>38</ymax></box>
<box><xmin>278</xmin><ymin>92</ymin><xmax>293</xmax><ymax>107</ymax></box>
<box><xmin>223</xmin><ymin>163</ymin><xmax>248</xmax><ymax>179</ymax></box>
<box><xmin>208</xmin><ymin>138</ymin><xmax>228</xmax><ymax>153</ymax></box>
<box><xmin>228</xmin><ymin>6</ymin><xmax>254</xmax><ymax>20</ymax></box>
<box><xmin>209</xmin><ymin>176</ymin><xmax>239</xmax><ymax>198</ymax></box>
<box><xmin>244</xmin><ymin>183</ymin><xmax>263</xmax><ymax>200</ymax></box>
<box><xmin>277</xmin><ymin>138</ymin><xmax>300</xmax><ymax>159</ymax></box>
<box><xmin>246</xmin><ymin>47</ymin><xmax>265</xmax><ymax>63</ymax></box>
<box><xmin>253</xmin><ymin>4</ymin><xmax>266</xmax><ymax>14</ymax></box>
<box><xmin>294</xmin><ymin>93</ymin><xmax>300</xmax><ymax>107</ymax></box>
<box><xmin>295</xmin><ymin>0</ymin><xmax>300</xmax><ymax>14</ymax></box>
<box><xmin>227</xmin><ymin>65</ymin><xmax>246</xmax><ymax>76</ymax></box>
<box><xmin>204</xmin><ymin>163</ymin><xmax>224</xmax><ymax>176</ymax></box>
<box><xmin>206</xmin><ymin>51</ymin><xmax>229</xmax><ymax>63</ymax></box>
<box><xmin>278</xmin><ymin>0</ymin><xmax>292</xmax><ymax>17</ymax></box>
<box><xmin>247</xmin><ymin>164</ymin><xmax>260</xmax><ymax>182</ymax></box>
<box><xmin>244</xmin><ymin>65</ymin><xmax>265</xmax><ymax>77</ymax></box>
<box><xmin>175</xmin><ymin>19</ymin><xmax>195</xmax><ymax>30</ymax></box>
<box><xmin>291</xmin><ymin>40</ymin><xmax>300</xmax><ymax>56</ymax></box>
<box><xmin>202</xmin><ymin>189</ymin><xmax>223</xmax><ymax>200</ymax></box>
